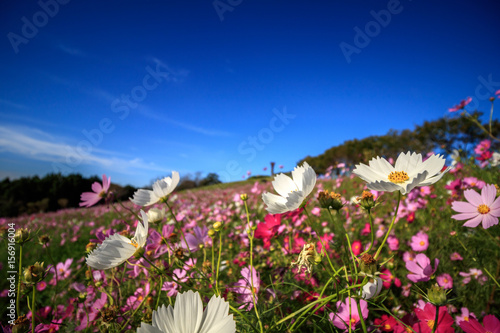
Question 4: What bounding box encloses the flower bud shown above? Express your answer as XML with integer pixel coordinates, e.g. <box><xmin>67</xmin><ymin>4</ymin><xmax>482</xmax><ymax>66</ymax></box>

<box><xmin>240</xmin><ymin>193</ymin><xmax>248</xmax><ymax>201</ymax></box>
<box><xmin>15</xmin><ymin>228</ymin><xmax>31</xmax><ymax>244</ymax></box>
<box><xmin>213</xmin><ymin>221</ymin><xmax>223</xmax><ymax>232</ymax></box>
<box><xmin>24</xmin><ymin>262</ymin><xmax>46</xmax><ymax>284</ymax></box>
<box><xmin>427</xmin><ymin>284</ymin><xmax>447</xmax><ymax>306</ymax></box>
<box><xmin>355</xmin><ymin>191</ymin><xmax>378</xmax><ymax>212</ymax></box>
<box><xmin>13</xmin><ymin>315</ymin><xmax>30</xmax><ymax>333</ymax></box>
<box><xmin>208</xmin><ymin>229</ymin><xmax>216</xmax><ymax>237</ymax></box>
<box><xmin>317</xmin><ymin>190</ymin><xmax>343</xmax><ymax>211</ymax></box>
<box><xmin>38</xmin><ymin>234</ymin><xmax>50</xmax><ymax>246</ymax></box>
<box><xmin>359</xmin><ymin>253</ymin><xmax>378</xmax><ymax>275</ymax></box>
<box><xmin>146</xmin><ymin>207</ymin><xmax>166</xmax><ymax>224</ymax></box>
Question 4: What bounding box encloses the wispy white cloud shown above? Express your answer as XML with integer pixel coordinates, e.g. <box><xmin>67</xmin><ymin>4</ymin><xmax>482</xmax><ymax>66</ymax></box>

<box><xmin>138</xmin><ymin>106</ymin><xmax>233</xmax><ymax>137</ymax></box>
<box><xmin>0</xmin><ymin>98</ymin><xmax>28</xmax><ymax>110</ymax></box>
<box><xmin>57</xmin><ymin>43</ymin><xmax>87</xmax><ymax>58</ymax></box>
<box><xmin>0</xmin><ymin>125</ymin><xmax>172</xmax><ymax>174</ymax></box>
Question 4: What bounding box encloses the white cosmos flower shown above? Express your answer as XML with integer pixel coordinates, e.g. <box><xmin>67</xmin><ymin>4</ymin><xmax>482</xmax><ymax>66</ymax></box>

<box><xmin>361</xmin><ymin>277</ymin><xmax>383</xmax><ymax>300</ymax></box>
<box><xmin>262</xmin><ymin>162</ymin><xmax>317</xmax><ymax>214</ymax></box>
<box><xmin>352</xmin><ymin>152</ymin><xmax>449</xmax><ymax>195</ymax></box>
<box><xmin>131</xmin><ymin>171</ymin><xmax>180</xmax><ymax>206</ymax></box>
<box><xmin>137</xmin><ymin>290</ymin><xmax>235</xmax><ymax>333</ymax></box>
<box><xmin>86</xmin><ymin>210</ymin><xmax>149</xmax><ymax>270</ymax></box>
<box><xmin>146</xmin><ymin>207</ymin><xmax>166</xmax><ymax>224</ymax></box>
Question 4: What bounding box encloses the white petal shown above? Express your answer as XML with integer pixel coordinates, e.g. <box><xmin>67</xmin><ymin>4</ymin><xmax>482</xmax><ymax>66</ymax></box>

<box><xmin>198</xmin><ymin>295</ymin><xmax>235</xmax><ymax>333</ymax></box>
<box><xmin>272</xmin><ymin>173</ymin><xmax>298</xmax><ymax>197</ymax></box>
<box><xmin>262</xmin><ymin>192</ymin><xmax>289</xmax><ymax>214</ymax></box>
<box><xmin>174</xmin><ymin>290</ymin><xmax>203</xmax><ymax>333</ymax></box>
<box><xmin>153</xmin><ymin>304</ymin><xmax>176</xmax><ymax>333</ymax></box>
<box><xmin>298</xmin><ymin>162</ymin><xmax>317</xmax><ymax>196</ymax></box>
<box><xmin>137</xmin><ymin>323</ymin><xmax>164</xmax><ymax>333</ymax></box>
<box><xmin>131</xmin><ymin>189</ymin><xmax>159</xmax><ymax>206</ymax></box>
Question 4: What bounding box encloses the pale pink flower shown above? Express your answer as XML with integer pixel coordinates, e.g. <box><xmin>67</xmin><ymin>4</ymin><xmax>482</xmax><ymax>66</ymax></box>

<box><xmin>455</xmin><ymin>307</ymin><xmax>476</xmax><ymax>326</ymax></box>
<box><xmin>329</xmin><ymin>298</ymin><xmax>368</xmax><ymax>332</ymax></box>
<box><xmin>410</xmin><ymin>231</ymin><xmax>429</xmax><ymax>252</ymax></box>
<box><xmin>79</xmin><ymin>174</ymin><xmax>111</xmax><ymax>207</ymax></box>
<box><xmin>460</xmin><ymin>268</ymin><xmax>484</xmax><ymax>284</ymax></box>
<box><xmin>387</xmin><ymin>235</ymin><xmax>399</xmax><ymax>251</ymax></box>
<box><xmin>451</xmin><ymin>184</ymin><xmax>500</xmax><ymax>229</ymax></box>
<box><xmin>449</xmin><ymin>97</ymin><xmax>472</xmax><ymax>112</ymax></box>
<box><xmin>437</xmin><ymin>273</ymin><xmax>453</xmax><ymax>289</ymax></box>
<box><xmin>450</xmin><ymin>252</ymin><xmax>463</xmax><ymax>261</ymax></box>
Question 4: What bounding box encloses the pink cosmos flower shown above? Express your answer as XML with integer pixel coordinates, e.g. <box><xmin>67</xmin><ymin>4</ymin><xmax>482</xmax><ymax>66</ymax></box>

<box><xmin>254</xmin><ymin>214</ymin><xmax>282</xmax><ymax>249</ymax></box>
<box><xmin>351</xmin><ymin>240</ymin><xmax>362</xmax><ymax>256</ymax></box>
<box><xmin>380</xmin><ymin>268</ymin><xmax>401</xmax><ymax>289</ymax></box>
<box><xmin>329</xmin><ymin>298</ymin><xmax>368</xmax><ymax>332</ymax></box>
<box><xmin>387</xmin><ymin>235</ymin><xmax>399</xmax><ymax>251</ymax></box>
<box><xmin>413</xmin><ymin>303</ymin><xmax>454</xmax><ymax>333</ymax></box>
<box><xmin>460</xmin><ymin>314</ymin><xmax>500</xmax><ymax>333</ymax></box>
<box><xmin>437</xmin><ymin>273</ymin><xmax>453</xmax><ymax>289</ymax></box>
<box><xmin>410</xmin><ymin>231</ymin><xmax>429</xmax><ymax>252</ymax></box>
<box><xmin>403</xmin><ymin>251</ymin><xmax>415</xmax><ymax>263</ymax></box>
<box><xmin>450</xmin><ymin>252</ymin><xmax>463</xmax><ymax>261</ymax></box>
<box><xmin>449</xmin><ymin>97</ymin><xmax>472</xmax><ymax>112</ymax></box>
<box><xmin>455</xmin><ymin>307</ymin><xmax>476</xmax><ymax>326</ymax></box>
<box><xmin>232</xmin><ymin>266</ymin><xmax>260</xmax><ymax>310</ymax></box>
<box><xmin>79</xmin><ymin>174</ymin><xmax>111</xmax><ymax>207</ymax></box>
<box><xmin>460</xmin><ymin>268</ymin><xmax>484</xmax><ymax>284</ymax></box>
<box><xmin>451</xmin><ymin>184</ymin><xmax>500</xmax><ymax>229</ymax></box>
<box><xmin>406</xmin><ymin>253</ymin><xmax>439</xmax><ymax>283</ymax></box>
<box><xmin>463</xmin><ymin>177</ymin><xmax>486</xmax><ymax>189</ymax></box>
<box><xmin>474</xmin><ymin>140</ymin><xmax>491</xmax><ymax>155</ymax></box>
<box><xmin>496</xmin><ymin>89</ymin><xmax>500</xmax><ymax>96</ymax></box>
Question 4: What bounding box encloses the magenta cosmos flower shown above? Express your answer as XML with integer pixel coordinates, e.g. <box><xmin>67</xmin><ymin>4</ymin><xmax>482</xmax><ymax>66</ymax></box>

<box><xmin>413</xmin><ymin>303</ymin><xmax>454</xmax><ymax>333</ymax></box>
<box><xmin>406</xmin><ymin>253</ymin><xmax>439</xmax><ymax>283</ymax></box>
<box><xmin>329</xmin><ymin>298</ymin><xmax>368</xmax><ymax>332</ymax></box>
<box><xmin>449</xmin><ymin>97</ymin><xmax>472</xmax><ymax>112</ymax></box>
<box><xmin>451</xmin><ymin>184</ymin><xmax>500</xmax><ymax>229</ymax></box>
<box><xmin>80</xmin><ymin>174</ymin><xmax>111</xmax><ymax>207</ymax></box>
<box><xmin>460</xmin><ymin>315</ymin><xmax>500</xmax><ymax>333</ymax></box>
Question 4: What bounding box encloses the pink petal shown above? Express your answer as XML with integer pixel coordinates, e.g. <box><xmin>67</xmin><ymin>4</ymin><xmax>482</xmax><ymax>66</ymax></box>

<box><xmin>490</xmin><ymin>197</ymin><xmax>500</xmax><ymax>210</ymax></box>
<box><xmin>102</xmin><ymin>174</ymin><xmax>111</xmax><ymax>191</ymax></box>
<box><xmin>482</xmin><ymin>214</ymin><xmax>499</xmax><ymax>229</ymax></box>
<box><xmin>464</xmin><ymin>189</ymin><xmax>483</xmax><ymax>206</ymax></box>
<box><xmin>415</xmin><ymin>253</ymin><xmax>430</xmax><ymax>268</ymax></box>
<box><xmin>462</xmin><ymin>215</ymin><xmax>483</xmax><ymax>228</ymax></box>
<box><xmin>452</xmin><ymin>201</ymin><xmax>477</xmax><ymax>213</ymax></box>
<box><xmin>481</xmin><ymin>184</ymin><xmax>496</xmax><ymax>206</ymax></box>
<box><xmin>483</xmin><ymin>315</ymin><xmax>500</xmax><ymax>333</ymax></box>
<box><xmin>452</xmin><ymin>212</ymin><xmax>480</xmax><ymax>221</ymax></box>
<box><xmin>91</xmin><ymin>181</ymin><xmax>103</xmax><ymax>193</ymax></box>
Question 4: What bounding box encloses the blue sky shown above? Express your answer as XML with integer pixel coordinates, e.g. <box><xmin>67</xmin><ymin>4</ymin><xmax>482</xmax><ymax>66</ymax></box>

<box><xmin>1</xmin><ymin>0</ymin><xmax>499</xmax><ymax>187</ymax></box>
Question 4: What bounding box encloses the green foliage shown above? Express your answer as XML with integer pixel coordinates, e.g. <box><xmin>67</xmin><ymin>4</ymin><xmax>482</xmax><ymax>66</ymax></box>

<box><xmin>300</xmin><ymin>112</ymin><xmax>500</xmax><ymax>174</ymax></box>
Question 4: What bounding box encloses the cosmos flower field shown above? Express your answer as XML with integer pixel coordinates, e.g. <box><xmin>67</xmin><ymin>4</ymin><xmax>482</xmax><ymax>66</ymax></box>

<box><xmin>1</xmin><ymin>147</ymin><xmax>500</xmax><ymax>332</ymax></box>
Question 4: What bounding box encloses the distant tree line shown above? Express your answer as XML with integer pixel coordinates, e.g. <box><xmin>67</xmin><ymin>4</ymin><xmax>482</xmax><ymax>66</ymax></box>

<box><xmin>299</xmin><ymin>112</ymin><xmax>500</xmax><ymax>174</ymax></box>
<box><xmin>0</xmin><ymin>173</ymin><xmax>136</xmax><ymax>218</ymax></box>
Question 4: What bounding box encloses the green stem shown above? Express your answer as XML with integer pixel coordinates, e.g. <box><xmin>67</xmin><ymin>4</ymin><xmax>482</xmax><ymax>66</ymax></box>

<box><xmin>243</xmin><ymin>200</ymin><xmax>264</xmax><ymax>333</ymax></box>
<box><xmin>362</xmin><ymin>209</ymin><xmax>375</xmax><ymax>254</ymax></box>
<box><xmin>16</xmin><ymin>244</ymin><xmax>22</xmax><ymax>315</ymax></box>
<box><xmin>215</xmin><ymin>230</ymin><xmax>223</xmax><ymax>295</ymax></box>
<box><xmin>31</xmin><ymin>285</ymin><xmax>36</xmax><ymax>333</ymax></box>
<box><xmin>374</xmin><ymin>191</ymin><xmax>401</xmax><ymax>260</ymax></box>
<box><xmin>356</xmin><ymin>297</ymin><xmax>368</xmax><ymax>333</ymax></box>
<box><xmin>304</xmin><ymin>207</ymin><xmax>336</xmax><ymax>273</ymax></box>
<box><xmin>431</xmin><ymin>304</ymin><xmax>439</xmax><ymax>333</ymax></box>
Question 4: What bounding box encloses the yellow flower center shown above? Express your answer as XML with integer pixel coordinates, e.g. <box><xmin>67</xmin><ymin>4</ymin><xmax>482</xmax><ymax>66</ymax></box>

<box><xmin>350</xmin><ymin>318</ymin><xmax>357</xmax><ymax>325</ymax></box>
<box><xmin>420</xmin><ymin>241</ymin><xmax>425</xmax><ymax>246</ymax></box>
<box><xmin>464</xmin><ymin>316</ymin><xmax>469</xmax><ymax>322</ymax></box>
<box><xmin>426</xmin><ymin>320</ymin><xmax>435</xmax><ymax>329</ymax></box>
<box><xmin>388</xmin><ymin>171</ymin><xmax>409</xmax><ymax>183</ymax></box>
<box><xmin>384</xmin><ymin>324</ymin><xmax>392</xmax><ymax>330</ymax></box>
<box><xmin>444</xmin><ymin>278</ymin><xmax>448</xmax><ymax>283</ymax></box>
<box><xmin>131</xmin><ymin>239</ymin><xmax>139</xmax><ymax>248</ymax></box>
<box><xmin>477</xmin><ymin>204</ymin><xmax>490</xmax><ymax>214</ymax></box>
